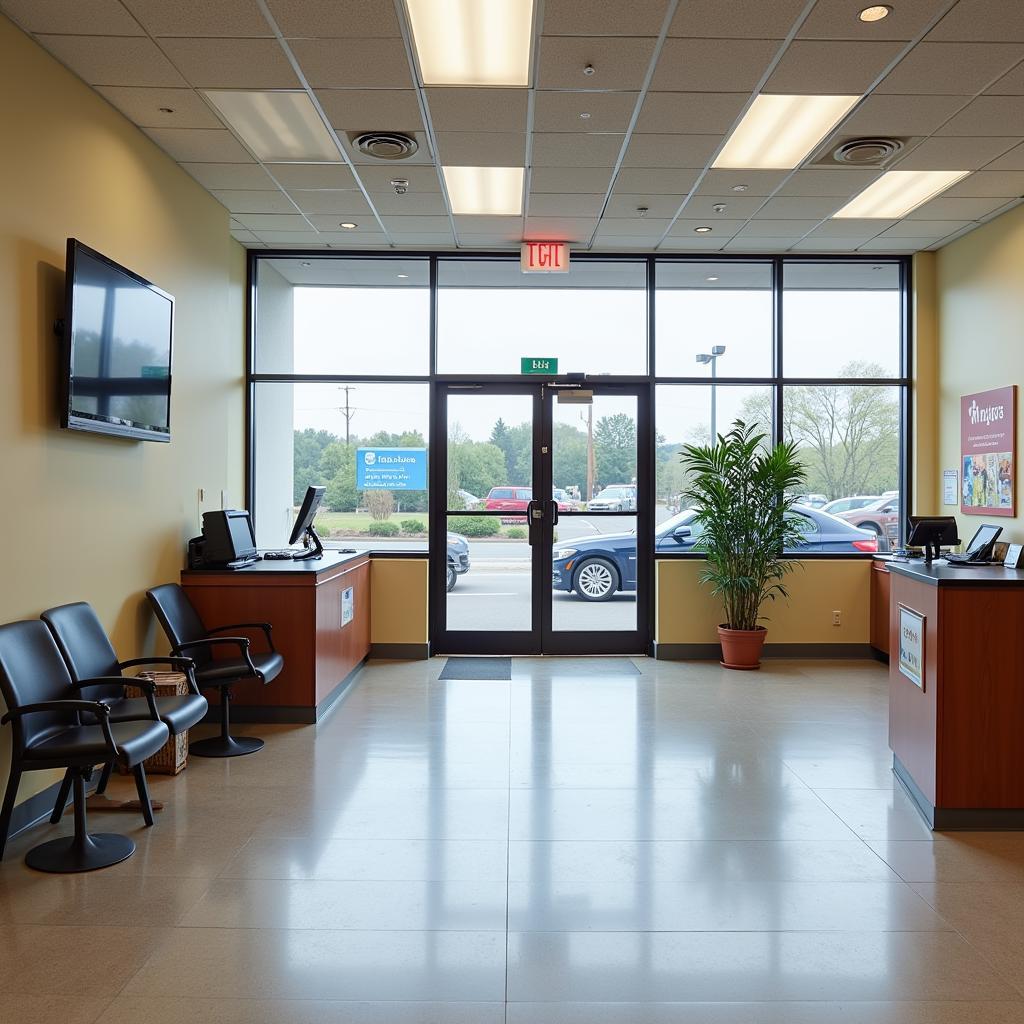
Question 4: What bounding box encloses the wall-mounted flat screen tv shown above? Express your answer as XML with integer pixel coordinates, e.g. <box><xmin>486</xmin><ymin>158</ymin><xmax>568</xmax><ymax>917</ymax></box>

<box><xmin>61</xmin><ymin>238</ymin><xmax>174</xmax><ymax>442</ymax></box>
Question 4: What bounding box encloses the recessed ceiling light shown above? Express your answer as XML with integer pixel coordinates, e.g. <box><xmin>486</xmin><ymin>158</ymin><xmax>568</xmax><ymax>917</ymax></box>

<box><xmin>695</xmin><ymin>226</ymin><xmax>712</xmax><ymax>233</ymax></box>
<box><xmin>203</xmin><ymin>90</ymin><xmax>339</xmax><ymax>162</ymax></box>
<box><xmin>340</xmin><ymin>222</ymin><xmax>358</xmax><ymax>229</ymax></box>
<box><xmin>397</xmin><ymin>273</ymin><xmax>409</xmax><ymax>278</ymax></box>
<box><xmin>706</xmin><ymin>275</ymin><xmax>719</xmax><ymax>281</ymax></box>
<box><xmin>406</xmin><ymin>0</ymin><xmax>534</xmax><ymax>86</ymax></box>
<box><xmin>300</xmin><ymin>261</ymin><xmax>312</xmax><ymax>268</ymax></box>
<box><xmin>859</xmin><ymin>5</ymin><xmax>892</xmax><ymax>22</ymax></box>
<box><xmin>579</xmin><ymin>112</ymin><xmax>591</xmax><ymax>120</ymax></box>
<box><xmin>731</xmin><ymin>184</ymin><xmax>749</xmax><ymax>192</ymax></box>
<box><xmin>713</xmin><ymin>94</ymin><xmax>859</xmax><ymax>169</ymax></box>
<box><xmin>832</xmin><ymin>169</ymin><xmax>970</xmax><ymax>218</ymax></box>
<box><xmin>442</xmin><ymin>166</ymin><xmax>524</xmax><ymax>215</ymax></box>
<box><xmin>158</xmin><ymin>106</ymin><xmax>175</xmax><ymax>114</ymax></box>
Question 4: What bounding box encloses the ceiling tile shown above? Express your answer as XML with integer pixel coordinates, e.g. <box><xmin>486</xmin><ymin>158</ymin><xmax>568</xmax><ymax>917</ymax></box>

<box><xmin>596</xmin><ymin>217</ymin><xmax>671</xmax><ymax>236</ymax></box>
<box><xmin>380</xmin><ymin>215</ymin><xmax>453</xmax><ymax>233</ymax></box>
<box><xmin>943</xmin><ymin>170</ymin><xmax>1024</xmax><ymax>197</ymax></box>
<box><xmin>777</xmin><ymin>167</ymin><xmax>884</xmax><ymax>196</ymax></box>
<box><xmin>230</xmin><ymin>229</ymin><xmax>261</xmax><ymax>243</ymax></box>
<box><xmin>159</xmin><ymin>38</ymin><xmax>299</xmax><ymax>89</ymax></box>
<box><xmin>537</xmin><ymin>37</ymin><xmax>657</xmax><ymax>91</ymax></box>
<box><xmin>534</xmin><ymin>91</ymin><xmax>638</xmax><ymax>133</ymax></box>
<box><xmin>678</xmin><ymin>194</ymin><xmax>765</xmax><ymax>219</ymax></box>
<box><xmin>528</xmin><ymin>194</ymin><xmax>607</xmax><ymax>217</ymax></box>
<box><xmin>142</xmin><ymin>126</ymin><xmax>254</xmax><ymax>162</ymax></box>
<box><xmin>306</xmin><ymin>214</ymin><xmax>381</xmax><ymax>231</ymax></box>
<box><xmin>255</xmin><ymin>230</ymin><xmax>320</xmax><ymax>243</ymax></box>
<box><xmin>723</xmin><ymin>237</ymin><xmax>797</xmax><ymax>251</ymax></box>
<box><xmin>35</xmin><ymin>35</ymin><xmax>187</xmax><ymax>87</ymax></box>
<box><xmin>453</xmin><ymin>216</ymin><xmax>524</xmax><ymax>234</ymax></box>
<box><xmin>906</xmin><ymin>196</ymin><xmax>1015</xmax><ymax>220</ymax></box>
<box><xmin>95</xmin><ymin>86</ymin><xmax>223</xmax><ymax>128</ymax></box>
<box><xmin>530</xmin><ymin>167</ymin><xmax>615</xmax><ymax>193</ymax></box>
<box><xmin>315</xmin><ymin>228</ymin><xmax>387</xmax><ymax>243</ymax></box>
<box><xmin>652</xmin><ymin>39</ymin><xmax>779</xmax><ymax>92</ymax></box>
<box><xmin>533</xmin><ymin>132</ymin><xmax>623</xmax><ymax>166</ymax></box>
<box><xmin>659</xmin><ymin>235</ymin><xmax>728</xmax><ymax>250</ymax></box>
<box><xmin>592</xmin><ymin>235</ymin><xmax>663</xmax><ymax>248</ymax></box>
<box><xmin>369</xmin><ymin>190</ymin><xmax>447</xmax><ymax>215</ymax></box>
<box><xmin>840</xmin><ymin>94</ymin><xmax>967</xmax><ymax>136</ymax></box>
<box><xmin>317</xmin><ymin>89</ymin><xmax>423</xmax><ymax>132</ymax></box>
<box><xmin>622</xmin><ymin>134</ymin><xmax>719</xmax><ymax>169</ymax></box>
<box><xmin>457</xmin><ymin>233</ymin><xmax>524</xmax><ymax>245</ymax></box>
<box><xmin>668</xmin><ymin>0</ymin><xmax>804</xmax><ymax>38</ymax></box>
<box><xmin>936</xmin><ymin>96</ymin><xmax>1024</xmax><ymax>136</ymax></box>
<box><xmin>434</xmin><ymin>131</ymin><xmax>526</xmax><ymax>166</ymax></box>
<box><xmin>356</xmin><ymin>165</ymin><xmax>440</xmax><ymax>191</ymax></box>
<box><xmin>697</xmin><ymin>169</ymin><xmax>789</xmax><ymax>196</ymax></box>
<box><xmin>763</xmin><ymin>40</ymin><xmax>905</xmax><ymax>95</ymax></box>
<box><xmin>236</xmin><ymin>213</ymin><xmax>312</xmax><ymax>231</ymax></box>
<box><xmin>427</xmin><ymin>89</ymin><xmax>528</xmax><ymax>133</ymax></box>
<box><xmin>928</xmin><ymin>0</ymin><xmax>1024</xmax><ymax>43</ymax></box>
<box><xmin>543</xmin><ymin>0</ymin><xmax>670</xmax><ymax>36</ymax></box>
<box><xmin>211</xmin><ymin>189</ymin><xmax>298</xmax><ymax>213</ymax></box>
<box><xmin>289</xmin><ymin>38</ymin><xmax>414</xmax><ymax>89</ymax></box>
<box><xmin>389</xmin><ymin>233</ymin><xmax>456</xmax><ymax>245</ymax></box>
<box><xmin>668</xmin><ymin>218</ymin><xmax>746</xmax><ymax>238</ymax></box>
<box><xmin>122</xmin><ymin>0</ymin><xmax>271</xmax><ymax>36</ymax></box>
<box><xmin>1</xmin><ymin>0</ymin><xmax>143</xmax><ymax>34</ymax></box>
<box><xmin>983</xmin><ymin>142</ymin><xmax>1024</xmax><ymax>171</ymax></box>
<box><xmin>895</xmin><ymin>135</ymin><xmax>1018</xmax><ymax>170</ymax></box>
<box><xmin>266</xmin><ymin>164</ymin><xmax>359</xmax><ymax>188</ymax></box>
<box><xmin>345</xmin><ymin>130</ymin><xmax>433</xmax><ymax>165</ymax></box>
<box><xmin>524</xmin><ymin>217</ymin><xmax>596</xmax><ymax>241</ymax></box>
<box><xmin>266</xmin><ymin>0</ymin><xmax>401</xmax><ymax>37</ymax></box>
<box><xmin>877</xmin><ymin>42</ymin><xmax>1024</xmax><ymax>95</ymax></box>
<box><xmin>756</xmin><ymin>196</ymin><xmax>843</xmax><ymax>219</ymax></box>
<box><xmin>880</xmin><ymin>219</ymin><xmax>970</xmax><ymax>237</ymax></box>
<box><xmin>182</xmin><ymin>161</ymin><xmax>276</xmax><ymax>188</ymax></box>
<box><xmin>857</xmin><ymin>237</ymin><xmax>932</xmax><ymax>250</ymax></box>
<box><xmin>635</xmin><ymin>92</ymin><xmax>748</xmax><ymax>135</ymax></box>
<box><xmin>799</xmin><ymin>0</ymin><xmax>943</xmax><ymax>41</ymax></box>
<box><xmin>735</xmin><ymin>219</ymin><xmax>820</xmax><ymax>238</ymax></box>
<box><xmin>287</xmin><ymin>190</ymin><xmax>373</xmax><ymax>216</ymax></box>
<box><xmin>604</xmin><ymin>193</ymin><xmax>687</xmax><ymax>217</ymax></box>
<box><xmin>789</xmin><ymin>239</ymin><xmax>856</xmax><ymax>251</ymax></box>
<box><xmin>809</xmin><ymin>218</ymin><xmax>895</xmax><ymax>237</ymax></box>
<box><xmin>988</xmin><ymin>63</ymin><xmax>1024</xmax><ymax>95</ymax></box>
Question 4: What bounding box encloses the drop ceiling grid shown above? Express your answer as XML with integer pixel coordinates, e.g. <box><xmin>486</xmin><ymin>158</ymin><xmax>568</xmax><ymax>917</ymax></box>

<box><xmin>3</xmin><ymin>0</ymin><xmax>1024</xmax><ymax>252</ymax></box>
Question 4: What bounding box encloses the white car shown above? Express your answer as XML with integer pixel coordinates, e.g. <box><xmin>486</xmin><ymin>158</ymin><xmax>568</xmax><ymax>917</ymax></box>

<box><xmin>588</xmin><ymin>485</ymin><xmax>637</xmax><ymax>512</ymax></box>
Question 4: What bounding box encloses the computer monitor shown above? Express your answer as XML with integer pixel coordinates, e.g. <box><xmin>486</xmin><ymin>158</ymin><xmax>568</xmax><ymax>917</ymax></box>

<box><xmin>963</xmin><ymin>523</ymin><xmax>1002</xmax><ymax>560</ymax></box>
<box><xmin>288</xmin><ymin>485</ymin><xmax>326</xmax><ymax>560</ymax></box>
<box><xmin>907</xmin><ymin>516</ymin><xmax>959</xmax><ymax>563</ymax></box>
<box><xmin>201</xmin><ymin>509</ymin><xmax>258</xmax><ymax>568</ymax></box>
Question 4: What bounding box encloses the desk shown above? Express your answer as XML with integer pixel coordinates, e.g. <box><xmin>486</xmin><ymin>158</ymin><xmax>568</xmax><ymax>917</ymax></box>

<box><xmin>888</xmin><ymin>560</ymin><xmax>1024</xmax><ymax>828</ymax></box>
<box><xmin>182</xmin><ymin>552</ymin><xmax>370</xmax><ymax>723</ymax></box>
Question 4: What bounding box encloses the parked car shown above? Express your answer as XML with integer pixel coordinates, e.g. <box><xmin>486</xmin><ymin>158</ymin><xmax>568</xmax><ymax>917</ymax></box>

<box><xmin>484</xmin><ymin>486</ymin><xmax>575</xmax><ymax>520</ymax></box>
<box><xmin>822</xmin><ymin>495</ymin><xmax>879</xmax><ymax>516</ymax></box>
<box><xmin>587</xmin><ymin>484</ymin><xmax>637</xmax><ymax>512</ymax></box>
<box><xmin>794</xmin><ymin>493</ymin><xmax>828</xmax><ymax>509</ymax></box>
<box><xmin>552</xmin><ymin>506</ymin><xmax>879</xmax><ymax>601</ymax></box>
<box><xmin>837</xmin><ymin>494</ymin><xmax>900</xmax><ymax>545</ymax></box>
<box><xmin>446</xmin><ymin>531</ymin><xmax>471</xmax><ymax>592</ymax></box>
<box><xmin>553</xmin><ymin>487</ymin><xmax>578</xmax><ymax>511</ymax></box>
<box><xmin>456</xmin><ymin>489</ymin><xmax>481</xmax><ymax>510</ymax></box>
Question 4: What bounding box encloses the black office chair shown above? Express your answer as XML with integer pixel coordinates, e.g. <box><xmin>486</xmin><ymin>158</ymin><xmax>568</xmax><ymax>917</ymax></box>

<box><xmin>41</xmin><ymin>602</ymin><xmax>209</xmax><ymax>826</ymax></box>
<box><xmin>0</xmin><ymin>620</ymin><xmax>169</xmax><ymax>872</ymax></box>
<box><xmin>146</xmin><ymin>583</ymin><xmax>282</xmax><ymax>757</ymax></box>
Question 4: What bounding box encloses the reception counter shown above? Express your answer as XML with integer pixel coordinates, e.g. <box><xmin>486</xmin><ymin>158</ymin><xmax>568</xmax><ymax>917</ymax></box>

<box><xmin>888</xmin><ymin>559</ymin><xmax>1024</xmax><ymax>828</ymax></box>
<box><xmin>182</xmin><ymin>551</ymin><xmax>370</xmax><ymax>723</ymax></box>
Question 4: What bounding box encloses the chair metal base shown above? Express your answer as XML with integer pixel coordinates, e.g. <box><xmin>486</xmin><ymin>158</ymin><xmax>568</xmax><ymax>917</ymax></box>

<box><xmin>25</xmin><ymin>832</ymin><xmax>135</xmax><ymax>873</ymax></box>
<box><xmin>189</xmin><ymin>734</ymin><xmax>264</xmax><ymax>757</ymax></box>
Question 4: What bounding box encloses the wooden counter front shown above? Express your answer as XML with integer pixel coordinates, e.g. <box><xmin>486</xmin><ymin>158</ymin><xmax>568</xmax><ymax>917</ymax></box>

<box><xmin>888</xmin><ymin>560</ymin><xmax>1024</xmax><ymax>828</ymax></box>
<box><xmin>182</xmin><ymin>552</ymin><xmax>370</xmax><ymax>722</ymax></box>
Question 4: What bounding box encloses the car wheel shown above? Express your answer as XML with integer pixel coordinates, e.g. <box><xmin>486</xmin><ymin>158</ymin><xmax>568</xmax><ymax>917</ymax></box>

<box><xmin>574</xmin><ymin>558</ymin><xmax>619</xmax><ymax>602</ymax></box>
<box><xmin>446</xmin><ymin>564</ymin><xmax>457</xmax><ymax>592</ymax></box>
<box><xmin>857</xmin><ymin>522</ymin><xmax>883</xmax><ymax>536</ymax></box>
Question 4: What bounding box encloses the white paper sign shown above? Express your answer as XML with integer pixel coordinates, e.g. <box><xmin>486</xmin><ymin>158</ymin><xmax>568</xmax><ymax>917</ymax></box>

<box><xmin>341</xmin><ymin>586</ymin><xmax>354</xmax><ymax>627</ymax></box>
<box><xmin>898</xmin><ymin>606</ymin><xmax>925</xmax><ymax>690</ymax></box>
<box><xmin>943</xmin><ymin>468</ymin><xmax>958</xmax><ymax>506</ymax></box>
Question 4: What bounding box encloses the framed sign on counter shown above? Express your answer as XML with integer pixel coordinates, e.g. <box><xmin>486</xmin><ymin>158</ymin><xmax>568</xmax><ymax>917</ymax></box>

<box><xmin>897</xmin><ymin>606</ymin><xmax>925</xmax><ymax>691</ymax></box>
<box><xmin>961</xmin><ymin>385</ymin><xmax>1016</xmax><ymax>517</ymax></box>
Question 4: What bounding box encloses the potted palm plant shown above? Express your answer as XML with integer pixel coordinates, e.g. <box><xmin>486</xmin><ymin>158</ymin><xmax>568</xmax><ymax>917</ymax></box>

<box><xmin>679</xmin><ymin>420</ymin><xmax>807</xmax><ymax>670</ymax></box>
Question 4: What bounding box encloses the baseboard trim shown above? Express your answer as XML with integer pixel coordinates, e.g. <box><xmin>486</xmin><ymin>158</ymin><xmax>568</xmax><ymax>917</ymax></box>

<box><xmin>370</xmin><ymin>642</ymin><xmax>430</xmax><ymax>660</ymax></box>
<box><xmin>654</xmin><ymin>642</ymin><xmax>876</xmax><ymax>660</ymax></box>
<box><xmin>314</xmin><ymin>658</ymin><xmax>368</xmax><ymax>724</ymax></box>
<box><xmin>6</xmin><ymin>776</ymin><xmax>93</xmax><ymax>845</ymax></box>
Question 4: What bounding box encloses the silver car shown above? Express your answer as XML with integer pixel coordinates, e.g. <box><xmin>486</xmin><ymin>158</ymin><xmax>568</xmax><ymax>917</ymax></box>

<box><xmin>587</xmin><ymin>484</ymin><xmax>637</xmax><ymax>512</ymax></box>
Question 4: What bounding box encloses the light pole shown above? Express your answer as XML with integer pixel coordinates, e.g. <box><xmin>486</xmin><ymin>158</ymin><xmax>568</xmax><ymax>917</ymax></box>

<box><xmin>696</xmin><ymin>345</ymin><xmax>727</xmax><ymax>441</ymax></box>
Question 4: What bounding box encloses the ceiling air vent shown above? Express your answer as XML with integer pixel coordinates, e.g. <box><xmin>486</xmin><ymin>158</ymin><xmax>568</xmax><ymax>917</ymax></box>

<box><xmin>353</xmin><ymin>131</ymin><xmax>419</xmax><ymax>160</ymax></box>
<box><xmin>832</xmin><ymin>137</ymin><xmax>904</xmax><ymax>166</ymax></box>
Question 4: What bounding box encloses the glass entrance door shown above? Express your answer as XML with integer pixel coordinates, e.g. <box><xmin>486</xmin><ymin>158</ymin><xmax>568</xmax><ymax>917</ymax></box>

<box><xmin>430</xmin><ymin>382</ymin><xmax>651</xmax><ymax>655</ymax></box>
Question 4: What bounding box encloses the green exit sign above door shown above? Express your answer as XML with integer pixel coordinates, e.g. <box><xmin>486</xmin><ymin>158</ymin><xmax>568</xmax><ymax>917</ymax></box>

<box><xmin>521</xmin><ymin>357</ymin><xmax>558</xmax><ymax>375</ymax></box>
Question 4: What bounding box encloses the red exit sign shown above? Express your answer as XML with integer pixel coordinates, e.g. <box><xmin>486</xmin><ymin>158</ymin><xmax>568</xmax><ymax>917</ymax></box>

<box><xmin>521</xmin><ymin>241</ymin><xmax>570</xmax><ymax>273</ymax></box>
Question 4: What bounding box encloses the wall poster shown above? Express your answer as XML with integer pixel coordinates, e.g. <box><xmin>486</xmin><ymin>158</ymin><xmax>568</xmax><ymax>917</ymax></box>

<box><xmin>961</xmin><ymin>386</ymin><xmax>1016</xmax><ymax>517</ymax></box>
<box><xmin>897</xmin><ymin>606</ymin><xmax>925</xmax><ymax>691</ymax></box>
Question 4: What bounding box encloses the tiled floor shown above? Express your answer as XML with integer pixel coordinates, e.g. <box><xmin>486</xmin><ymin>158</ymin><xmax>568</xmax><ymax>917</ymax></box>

<box><xmin>3</xmin><ymin>656</ymin><xmax>1024</xmax><ymax>1023</ymax></box>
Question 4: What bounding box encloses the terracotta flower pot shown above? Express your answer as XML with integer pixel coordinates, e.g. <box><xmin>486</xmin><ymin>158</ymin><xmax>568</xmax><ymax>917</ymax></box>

<box><xmin>718</xmin><ymin>624</ymin><xmax>767</xmax><ymax>670</ymax></box>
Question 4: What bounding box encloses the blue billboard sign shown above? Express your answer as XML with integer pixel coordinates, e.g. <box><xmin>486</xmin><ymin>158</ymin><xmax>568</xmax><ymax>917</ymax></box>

<box><xmin>356</xmin><ymin>447</ymin><xmax>428</xmax><ymax>490</ymax></box>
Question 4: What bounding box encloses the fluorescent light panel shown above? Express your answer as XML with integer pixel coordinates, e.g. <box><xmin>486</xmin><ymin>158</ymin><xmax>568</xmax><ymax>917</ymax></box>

<box><xmin>406</xmin><ymin>0</ymin><xmax>534</xmax><ymax>86</ymax></box>
<box><xmin>833</xmin><ymin>169</ymin><xmax>971</xmax><ymax>218</ymax></box>
<box><xmin>443</xmin><ymin>166</ymin><xmax>524</xmax><ymax>215</ymax></box>
<box><xmin>204</xmin><ymin>90</ymin><xmax>339</xmax><ymax>162</ymax></box>
<box><xmin>713</xmin><ymin>94</ymin><xmax>859</xmax><ymax>169</ymax></box>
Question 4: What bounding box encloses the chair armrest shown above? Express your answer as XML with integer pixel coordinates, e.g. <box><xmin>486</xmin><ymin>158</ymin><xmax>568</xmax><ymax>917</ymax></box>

<box><xmin>173</xmin><ymin>637</ymin><xmax>259</xmax><ymax>680</ymax></box>
<box><xmin>118</xmin><ymin>656</ymin><xmax>202</xmax><ymax>696</ymax></box>
<box><xmin>71</xmin><ymin>677</ymin><xmax>160</xmax><ymax>721</ymax></box>
<box><xmin>207</xmin><ymin>622</ymin><xmax>276</xmax><ymax>652</ymax></box>
<box><xmin>2</xmin><ymin>700</ymin><xmax>119</xmax><ymax>757</ymax></box>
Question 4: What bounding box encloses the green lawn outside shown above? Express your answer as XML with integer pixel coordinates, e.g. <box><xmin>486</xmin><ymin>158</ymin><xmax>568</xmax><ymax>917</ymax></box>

<box><xmin>314</xmin><ymin>510</ymin><xmax>530</xmax><ymax>539</ymax></box>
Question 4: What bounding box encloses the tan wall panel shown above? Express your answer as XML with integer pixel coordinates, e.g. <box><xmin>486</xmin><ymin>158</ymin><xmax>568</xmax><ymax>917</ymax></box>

<box><xmin>370</xmin><ymin>559</ymin><xmax>429</xmax><ymax>645</ymax></box>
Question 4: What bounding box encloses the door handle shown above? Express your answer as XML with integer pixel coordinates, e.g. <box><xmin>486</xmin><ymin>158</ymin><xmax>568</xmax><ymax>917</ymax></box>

<box><xmin>549</xmin><ymin>499</ymin><xmax>559</xmax><ymax>527</ymax></box>
<box><xmin>526</xmin><ymin>499</ymin><xmax>542</xmax><ymax>545</ymax></box>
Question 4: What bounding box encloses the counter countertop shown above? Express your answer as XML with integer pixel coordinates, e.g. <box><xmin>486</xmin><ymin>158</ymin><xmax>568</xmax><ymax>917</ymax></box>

<box><xmin>183</xmin><ymin>550</ymin><xmax>367</xmax><ymax>576</ymax></box>
<box><xmin>887</xmin><ymin>559</ymin><xmax>1024</xmax><ymax>587</ymax></box>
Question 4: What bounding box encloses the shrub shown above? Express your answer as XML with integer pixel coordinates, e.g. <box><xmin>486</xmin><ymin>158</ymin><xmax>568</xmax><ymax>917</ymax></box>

<box><xmin>455</xmin><ymin>516</ymin><xmax>500</xmax><ymax>537</ymax></box>
<box><xmin>365</xmin><ymin>490</ymin><xmax>394</xmax><ymax>521</ymax></box>
<box><xmin>400</xmin><ymin>519</ymin><xmax>424</xmax><ymax>534</ymax></box>
<box><xmin>505</xmin><ymin>526</ymin><xmax>527</xmax><ymax>539</ymax></box>
<box><xmin>365</xmin><ymin>521</ymin><xmax>400</xmax><ymax>537</ymax></box>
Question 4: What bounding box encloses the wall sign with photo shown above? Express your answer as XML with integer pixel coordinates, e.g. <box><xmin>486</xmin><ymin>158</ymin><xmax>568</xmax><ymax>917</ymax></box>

<box><xmin>898</xmin><ymin>606</ymin><xmax>925</xmax><ymax>691</ymax></box>
<box><xmin>961</xmin><ymin>385</ymin><xmax>1016</xmax><ymax>517</ymax></box>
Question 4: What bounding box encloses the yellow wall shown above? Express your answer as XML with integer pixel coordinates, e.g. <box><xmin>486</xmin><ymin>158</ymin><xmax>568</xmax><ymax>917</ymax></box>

<box><xmin>0</xmin><ymin>17</ymin><xmax>245</xmax><ymax>807</ymax></box>
<box><xmin>912</xmin><ymin>252</ymin><xmax>939</xmax><ymax>516</ymax></box>
<box><xmin>656</xmin><ymin>559</ymin><xmax>872</xmax><ymax>646</ymax></box>
<box><xmin>935</xmin><ymin>203</ymin><xmax>1024</xmax><ymax>545</ymax></box>
<box><xmin>370</xmin><ymin>559</ymin><xmax>429</xmax><ymax>646</ymax></box>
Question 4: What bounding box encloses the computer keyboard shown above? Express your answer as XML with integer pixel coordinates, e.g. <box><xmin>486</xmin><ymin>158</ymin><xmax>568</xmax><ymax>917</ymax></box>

<box><xmin>261</xmin><ymin>550</ymin><xmax>295</xmax><ymax>560</ymax></box>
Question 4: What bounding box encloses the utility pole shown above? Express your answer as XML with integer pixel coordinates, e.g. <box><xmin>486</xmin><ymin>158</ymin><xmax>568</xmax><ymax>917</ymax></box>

<box><xmin>339</xmin><ymin>385</ymin><xmax>356</xmax><ymax>446</ymax></box>
<box><xmin>696</xmin><ymin>345</ymin><xmax>727</xmax><ymax>441</ymax></box>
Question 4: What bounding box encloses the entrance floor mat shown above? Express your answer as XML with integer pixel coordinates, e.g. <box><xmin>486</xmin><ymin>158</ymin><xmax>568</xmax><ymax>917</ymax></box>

<box><xmin>439</xmin><ymin>657</ymin><xmax>513</xmax><ymax>680</ymax></box>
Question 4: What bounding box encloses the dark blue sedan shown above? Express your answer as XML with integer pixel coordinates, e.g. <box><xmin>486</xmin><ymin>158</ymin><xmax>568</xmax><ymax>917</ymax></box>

<box><xmin>552</xmin><ymin>507</ymin><xmax>881</xmax><ymax>601</ymax></box>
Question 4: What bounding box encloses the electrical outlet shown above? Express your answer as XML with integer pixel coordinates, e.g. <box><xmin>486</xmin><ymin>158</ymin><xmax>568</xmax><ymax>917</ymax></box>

<box><xmin>832</xmin><ymin>610</ymin><xmax>841</xmax><ymax>626</ymax></box>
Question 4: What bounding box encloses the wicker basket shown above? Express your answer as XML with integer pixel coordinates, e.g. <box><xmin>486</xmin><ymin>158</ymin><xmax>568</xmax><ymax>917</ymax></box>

<box><xmin>118</xmin><ymin>670</ymin><xmax>190</xmax><ymax>775</ymax></box>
